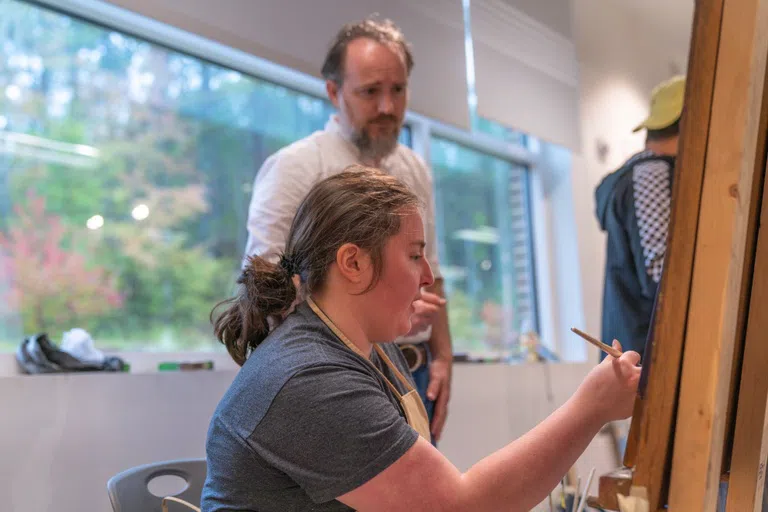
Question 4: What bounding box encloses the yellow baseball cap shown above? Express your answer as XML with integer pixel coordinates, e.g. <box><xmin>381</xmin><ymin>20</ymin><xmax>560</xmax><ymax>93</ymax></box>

<box><xmin>633</xmin><ymin>75</ymin><xmax>686</xmax><ymax>132</ymax></box>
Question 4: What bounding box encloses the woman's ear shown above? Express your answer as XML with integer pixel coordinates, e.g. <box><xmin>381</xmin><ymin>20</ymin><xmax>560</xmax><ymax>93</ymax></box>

<box><xmin>336</xmin><ymin>243</ymin><xmax>373</xmax><ymax>286</ymax></box>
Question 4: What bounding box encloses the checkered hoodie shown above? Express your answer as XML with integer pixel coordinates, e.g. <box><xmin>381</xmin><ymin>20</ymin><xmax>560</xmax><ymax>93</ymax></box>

<box><xmin>595</xmin><ymin>150</ymin><xmax>675</xmax><ymax>360</ymax></box>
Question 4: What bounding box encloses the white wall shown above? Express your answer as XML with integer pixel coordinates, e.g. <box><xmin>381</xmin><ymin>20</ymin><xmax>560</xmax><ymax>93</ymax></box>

<box><xmin>570</xmin><ymin>0</ymin><xmax>693</xmax><ymax>338</ymax></box>
<box><xmin>471</xmin><ymin>0</ymin><xmax>581</xmax><ymax>150</ymax></box>
<box><xmin>0</xmin><ymin>363</ymin><xmax>616</xmax><ymax>512</ymax></box>
<box><xmin>1</xmin><ymin>371</ymin><xmax>231</xmax><ymax>512</ymax></box>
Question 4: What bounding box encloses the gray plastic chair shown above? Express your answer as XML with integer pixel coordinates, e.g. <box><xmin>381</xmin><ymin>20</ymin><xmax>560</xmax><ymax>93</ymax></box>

<box><xmin>107</xmin><ymin>458</ymin><xmax>207</xmax><ymax>512</ymax></box>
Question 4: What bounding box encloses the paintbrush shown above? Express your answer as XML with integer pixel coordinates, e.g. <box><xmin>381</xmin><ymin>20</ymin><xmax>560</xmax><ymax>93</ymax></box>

<box><xmin>570</xmin><ymin>327</ymin><xmax>623</xmax><ymax>358</ymax></box>
<box><xmin>575</xmin><ymin>468</ymin><xmax>596</xmax><ymax>512</ymax></box>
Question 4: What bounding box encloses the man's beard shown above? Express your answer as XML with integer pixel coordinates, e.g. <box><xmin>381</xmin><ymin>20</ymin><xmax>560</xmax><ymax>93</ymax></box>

<box><xmin>352</xmin><ymin>117</ymin><xmax>401</xmax><ymax>163</ymax></box>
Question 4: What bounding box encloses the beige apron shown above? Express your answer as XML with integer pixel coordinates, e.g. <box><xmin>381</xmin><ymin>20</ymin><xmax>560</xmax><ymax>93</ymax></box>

<box><xmin>307</xmin><ymin>298</ymin><xmax>432</xmax><ymax>442</ymax></box>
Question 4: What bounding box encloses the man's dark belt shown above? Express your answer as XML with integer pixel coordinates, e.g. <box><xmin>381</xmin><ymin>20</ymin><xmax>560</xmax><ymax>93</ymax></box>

<box><xmin>398</xmin><ymin>342</ymin><xmax>428</xmax><ymax>372</ymax></box>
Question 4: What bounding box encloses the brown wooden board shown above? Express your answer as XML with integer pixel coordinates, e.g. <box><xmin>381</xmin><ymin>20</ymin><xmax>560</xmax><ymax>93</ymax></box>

<box><xmin>667</xmin><ymin>0</ymin><xmax>768</xmax><ymax>508</ymax></box>
<box><xmin>622</xmin><ymin>398</ymin><xmax>644</xmax><ymax>468</ymax></box>
<box><xmin>719</xmin><ymin>4</ymin><xmax>768</xmax><ymax>481</ymax></box>
<box><xmin>726</xmin><ymin>159</ymin><xmax>768</xmax><ymax>510</ymax></box>
<box><xmin>628</xmin><ymin>0</ymin><xmax>725</xmax><ymax>510</ymax></box>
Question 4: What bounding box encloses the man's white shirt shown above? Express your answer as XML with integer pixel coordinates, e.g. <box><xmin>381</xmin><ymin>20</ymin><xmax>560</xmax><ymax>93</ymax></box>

<box><xmin>244</xmin><ymin>115</ymin><xmax>442</xmax><ymax>343</ymax></box>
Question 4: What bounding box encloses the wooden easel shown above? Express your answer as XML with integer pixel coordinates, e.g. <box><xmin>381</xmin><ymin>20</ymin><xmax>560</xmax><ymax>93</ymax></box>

<box><xmin>588</xmin><ymin>0</ymin><xmax>768</xmax><ymax>510</ymax></box>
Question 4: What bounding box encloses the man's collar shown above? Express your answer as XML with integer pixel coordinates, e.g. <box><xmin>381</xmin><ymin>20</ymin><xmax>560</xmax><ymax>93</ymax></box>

<box><xmin>324</xmin><ymin>114</ymin><xmax>364</xmax><ymax>161</ymax></box>
<box><xmin>325</xmin><ymin>114</ymin><xmax>349</xmax><ymax>140</ymax></box>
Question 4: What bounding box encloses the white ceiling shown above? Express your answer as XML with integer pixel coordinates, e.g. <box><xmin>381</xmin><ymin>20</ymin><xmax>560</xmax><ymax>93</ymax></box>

<box><xmin>570</xmin><ymin>0</ymin><xmax>694</xmax><ymax>76</ymax></box>
<box><xmin>621</xmin><ymin>0</ymin><xmax>695</xmax><ymax>52</ymax></box>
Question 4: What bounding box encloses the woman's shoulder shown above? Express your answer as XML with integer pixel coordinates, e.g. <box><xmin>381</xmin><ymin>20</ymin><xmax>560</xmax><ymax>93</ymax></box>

<box><xmin>256</xmin><ymin>302</ymin><xmax>348</xmax><ymax>365</ymax></box>
<box><xmin>213</xmin><ymin>326</ymin><xmax>361</xmax><ymax>438</ymax></box>
<box><xmin>222</xmin><ymin>305</ymin><xmax>370</xmax><ymax>403</ymax></box>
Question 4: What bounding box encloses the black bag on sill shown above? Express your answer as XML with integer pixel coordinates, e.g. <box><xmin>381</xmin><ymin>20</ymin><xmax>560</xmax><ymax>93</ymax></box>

<box><xmin>15</xmin><ymin>333</ymin><xmax>126</xmax><ymax>374</ymax></box>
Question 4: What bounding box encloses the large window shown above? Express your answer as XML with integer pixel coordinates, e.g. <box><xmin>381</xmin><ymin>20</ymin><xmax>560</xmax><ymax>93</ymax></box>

<box><xmin>0</xmin><ymin>0</ymin><xmax>533</xmax><ymax>359</ymax></box>
<box><xmin>431</xmin><ymin>137</ymin><xmax>536</xmax><ymax>361</ymax></box>
<box><xmin>0</xmin><ymin>0</ymin><xmax>345</xmax><ymax>352</ymax></box>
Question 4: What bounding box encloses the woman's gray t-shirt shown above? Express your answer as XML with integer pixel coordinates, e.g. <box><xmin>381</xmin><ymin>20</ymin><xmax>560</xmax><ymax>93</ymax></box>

<box><xmin>202</xmin><ymin>302</ymin><xmax>420</xmax><ymax>511</ymax></box>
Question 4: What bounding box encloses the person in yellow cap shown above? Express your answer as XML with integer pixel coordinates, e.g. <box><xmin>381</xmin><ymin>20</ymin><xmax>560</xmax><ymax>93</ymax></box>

<box><xmin>594</xmin><ymin>75</ymin><xmax>685</xmax><ymax>361</ymax></box>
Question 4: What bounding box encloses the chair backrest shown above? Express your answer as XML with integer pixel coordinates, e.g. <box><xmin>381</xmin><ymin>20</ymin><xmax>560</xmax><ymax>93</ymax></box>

<box><xmin>107</xmin><ymin>458</ymin><xmax>207</xmax><ymax>512</ymax></box>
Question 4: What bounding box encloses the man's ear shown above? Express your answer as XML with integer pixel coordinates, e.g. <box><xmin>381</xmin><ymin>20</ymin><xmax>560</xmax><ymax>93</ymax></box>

<box><xmin>336</xmin><ymin>243</ymin><xmax>372</xmax><ymax>285</ymax></box>
<box><xmin>326</xmin><ymin>79</ymin><xmax>341</xmax><ymax>109</ymax></box>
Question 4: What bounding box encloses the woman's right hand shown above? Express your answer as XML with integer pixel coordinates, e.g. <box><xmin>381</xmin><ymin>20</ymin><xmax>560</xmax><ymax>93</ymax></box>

<box><xmin>575</xmin><ymin>341</ymin><xmax>642</xmax><ymax>424</ymax></box>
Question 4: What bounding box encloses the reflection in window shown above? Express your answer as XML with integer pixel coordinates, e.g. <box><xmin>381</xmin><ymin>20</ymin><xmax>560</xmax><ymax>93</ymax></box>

<box><xmin>431</xmin><ymin>137</ymin><xmax>536</xmax><ymax>361</ymax></box>
<box><xmin>0</xmin><ymin>0</ymin><xmax>352</xmax><ymax>351</ymax></box>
